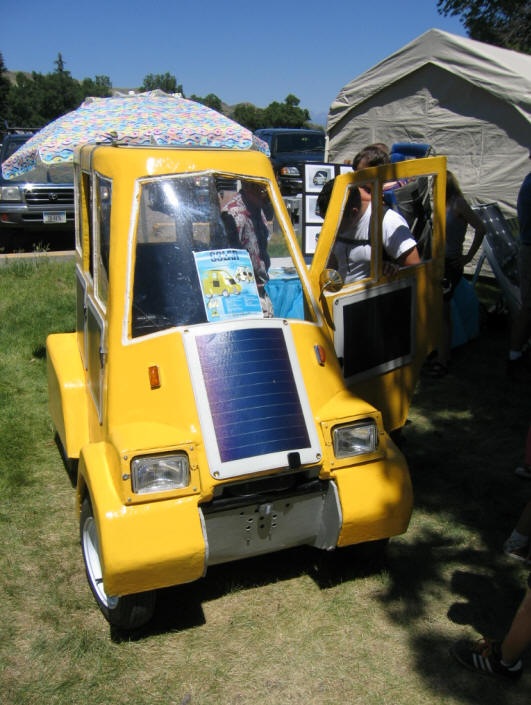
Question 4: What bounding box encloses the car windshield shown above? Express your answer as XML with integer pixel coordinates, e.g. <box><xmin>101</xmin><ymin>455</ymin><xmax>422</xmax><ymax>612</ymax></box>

<box><xmin>274</xmin><ymin>133</ymin><xmax>325</xmax><ymax>154</ymax></box>
<box><xmin>3</xmin><ymin>136</ymin><xmax>30</xmax><ymax>160</ymax></box>
<box><xmin>4</xmin><ymin>163</ymin><xmax>73</xmax><ymax>184</ymax></box>
<box><xmin>131</xmin><ymin>172</ymin><xmax>310</xmax><ymax>338</ymax></box>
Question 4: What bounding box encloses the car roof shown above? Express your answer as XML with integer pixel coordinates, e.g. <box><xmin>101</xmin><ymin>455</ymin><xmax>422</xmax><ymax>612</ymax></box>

<box><xmin>255</xmin><ymin>128</ymin><xmax>322</xmax><ymax>134</ymax></box>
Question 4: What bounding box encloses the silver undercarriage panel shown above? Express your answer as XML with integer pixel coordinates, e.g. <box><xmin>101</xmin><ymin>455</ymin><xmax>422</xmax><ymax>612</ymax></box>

<box><xmin>200</xmin><ymin>480</ymin><xmax>341</xmax><ymax>566</ymax></box>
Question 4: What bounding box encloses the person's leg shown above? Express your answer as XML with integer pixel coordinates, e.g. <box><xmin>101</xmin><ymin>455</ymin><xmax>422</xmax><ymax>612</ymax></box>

<box><xmin>428</xmin><ymin>261</ymin><xmax>458</xmax><ymax>375</ymax></box>
<box><xmin>439</xmin><ymin>299</ymin><xmax>452</xmax><ymax>368</ymax></box>
<box><xmin>509</xmin><ymin>246</ymin><xmax>531</xmax><ymax>368</ymax></box>
<box><xmin>450</xmin><ymin>585</ymin><xmax>530</xmax><ymax>680</ymax></box>
<box><xmin>501</xmin><ymin>585</ymin><xmax>531</xmax><ymax>664</ymax></box>
<box><xmin>515</xmin><ymin>424</ymin><xmax>531</xmax><ymax>478</ymax></box>
<box><xmin>515</xmin><ymin>501</ymin><xmax>531</xmax><ymax>536</ymax></box>
<box><xmin>510</xmin><ymin>309</ymin><xmax>530</xmax><ymax>354</ymax></box>
<box><xmin>504</xmin><ymin>500</ymin><xmax>531</xmax><ymax>560</ymax></box>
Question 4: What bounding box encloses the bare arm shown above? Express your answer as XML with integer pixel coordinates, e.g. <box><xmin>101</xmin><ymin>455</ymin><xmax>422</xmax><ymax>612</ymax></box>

<box><xmin>382</xmin><ymin>245</ymin><xmax>420</xmax><ymax>278</ymax></box>
<box><xmin>397</xmin><ymin>245</ymin><xmax>421</xmax><ymax>267</ymax></box>
<box><xmin>455</xmin><ymin>196</ymin><xmax>486</xmax><ymax>265</ymax></box>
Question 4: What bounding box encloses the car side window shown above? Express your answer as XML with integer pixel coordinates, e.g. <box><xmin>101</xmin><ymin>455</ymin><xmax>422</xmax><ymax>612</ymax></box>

<box><xmin>80</xmin><ymin>172</ymin><xmax>94</xmax><ymax>279</ymax></box>
<box><xmin>95</xmin><ymin>175</ymin><xmax>112</xmax><ymax>307</ymax></box>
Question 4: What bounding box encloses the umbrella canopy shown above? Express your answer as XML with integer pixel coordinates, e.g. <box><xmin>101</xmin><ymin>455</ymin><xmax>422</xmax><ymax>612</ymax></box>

<box><xmin>2</xmin><ymin>90</ymin><xmax>269</xmax><ymax>180</ymax></box>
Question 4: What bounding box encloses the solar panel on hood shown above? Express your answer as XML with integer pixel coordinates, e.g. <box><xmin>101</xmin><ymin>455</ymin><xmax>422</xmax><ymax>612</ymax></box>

<box><xmin>195</xmin><ymin>327</ymin><xmax>311</xmax><ymax>463</ymax></box>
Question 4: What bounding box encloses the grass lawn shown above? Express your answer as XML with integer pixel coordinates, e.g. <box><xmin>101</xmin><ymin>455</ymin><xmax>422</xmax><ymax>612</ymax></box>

<box><xmin>0</xmin><ymin>259</ymin><xmax>529</xmax><ymax>705</ymax></box>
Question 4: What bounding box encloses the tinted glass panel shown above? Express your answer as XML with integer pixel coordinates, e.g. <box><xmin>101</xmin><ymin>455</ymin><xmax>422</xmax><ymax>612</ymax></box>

<box><xmin>131</xmin><ymin>172</ymin><xmax>308</xmax><ymax>337</ymax></box>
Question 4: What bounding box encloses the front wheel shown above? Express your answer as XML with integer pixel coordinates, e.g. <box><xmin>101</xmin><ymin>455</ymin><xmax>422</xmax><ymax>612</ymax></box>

<box><xmin>80</xmin><ymin>497</ymin><xmax>156</xmax><ymax>629</ymax></box>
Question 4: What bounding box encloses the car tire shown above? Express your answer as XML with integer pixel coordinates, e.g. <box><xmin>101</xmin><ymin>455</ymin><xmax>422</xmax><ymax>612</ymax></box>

<box><xmin>80</xmin><ymin>497</ymin><xmax>156</xmax><ymax>629</ymax></box>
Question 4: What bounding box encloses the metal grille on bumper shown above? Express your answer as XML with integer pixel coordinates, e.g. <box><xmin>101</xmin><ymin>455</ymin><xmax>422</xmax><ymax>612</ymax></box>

<box><xmin>24</xmin><ymin>187</ymin><xmax>74</xmax><ymax>205</ymax></box>
<box><xmin>200</xmin><ymin>470</ymin><xmax>342</xmax><ymax>565</ymax></box>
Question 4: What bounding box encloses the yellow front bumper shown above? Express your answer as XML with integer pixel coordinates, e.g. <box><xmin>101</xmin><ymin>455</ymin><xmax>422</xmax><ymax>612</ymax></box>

<box><xmin>82</xmin><ymin>439</ymin><xmax>412</xmax><ymax>597</ymax></box>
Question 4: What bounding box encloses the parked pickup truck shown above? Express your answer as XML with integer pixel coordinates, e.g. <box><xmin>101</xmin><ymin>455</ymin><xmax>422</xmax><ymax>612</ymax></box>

<box><xmin>255</xmin><ymin>128</ymin><xmax>325</xmax><ymax>195</ymax></box>
<box><xmin>47</xmin><ymin>131</ymin><xmax>445</xmax><ymax>630</ymax></box>
<box><xmin>0</xmin><ymin>129</ymin><xmax>74</xmax><ymax>246</ymax></box>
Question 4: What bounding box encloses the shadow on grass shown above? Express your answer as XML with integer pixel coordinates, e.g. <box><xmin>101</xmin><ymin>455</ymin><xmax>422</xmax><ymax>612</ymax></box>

<box><xmin>374</xmin><ymin>307</ymin><xmax>531</xmax><ymax>703</ymax></box>
<box><xmin>111</xmin><ymin>540</ymin><xmax>390</xmax><ymax>643</ymax></box>
<box><xmin>54</xmin><ymin>432</ymin><xmax>78</xmax><ymax>488</ymax></box>
<box><xmin>372</xmin><ymin>529</ymin><xmax>530</xmax><ymax>702</ymax></box>
<box><xmin>31</xmin><ymin>344</ymin><xmax>47</xmax><ymax>359</ymax></box>
<box><xmin>411</xmin><ymin>633</ymin><xmax>527</xmax><ymax>704</ymax></box>
<box><xmin>65</xmin><ymin>286</ymin><xmax>530</xmax><ymax>703</ymax></box>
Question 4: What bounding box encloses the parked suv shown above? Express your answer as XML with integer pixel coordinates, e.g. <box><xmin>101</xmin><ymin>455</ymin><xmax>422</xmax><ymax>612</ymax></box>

<box><xmin>0</xmin><ymin>129</ymin><xmax>75</xmax><ymax>245</ymax></box>
<box><xmin>255</xmin><ymin>128</ymin><xmax>325</xmax><ymax>195</ymax></box>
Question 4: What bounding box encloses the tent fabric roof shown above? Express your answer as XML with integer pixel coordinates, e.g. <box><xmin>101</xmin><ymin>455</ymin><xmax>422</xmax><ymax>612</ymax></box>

<box><xmin>328</xmin><ymin>28</ymin><xmax>531</xmax><ymax>132</ymax></box>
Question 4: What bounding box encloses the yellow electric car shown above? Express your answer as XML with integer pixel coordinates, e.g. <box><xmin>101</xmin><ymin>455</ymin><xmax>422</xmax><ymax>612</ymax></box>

<box><xmin>47</xmin><ymin>140</ymin><xmax>445</xmax><ymax>628</ymax></box>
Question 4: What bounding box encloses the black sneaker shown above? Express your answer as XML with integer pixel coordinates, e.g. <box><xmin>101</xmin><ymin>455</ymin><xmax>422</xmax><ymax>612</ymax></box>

<box><xmin>450</xmin><ymin>638</ymin><xmax>522</xmax><ymax>681</ymax></box>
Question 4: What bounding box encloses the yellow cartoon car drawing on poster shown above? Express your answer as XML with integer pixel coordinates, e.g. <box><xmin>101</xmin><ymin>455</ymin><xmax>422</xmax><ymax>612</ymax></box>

<box><xmin>202</xmin><ymin>268</ymin><xmax>242</xmax><ymax>297</ymax></box>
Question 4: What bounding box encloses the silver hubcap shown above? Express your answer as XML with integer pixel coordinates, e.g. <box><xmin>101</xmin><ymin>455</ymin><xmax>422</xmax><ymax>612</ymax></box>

<box><xmin>82</xmin><ymin>516</ymin><xmax>118</xmax><ymax>609</ymax></box>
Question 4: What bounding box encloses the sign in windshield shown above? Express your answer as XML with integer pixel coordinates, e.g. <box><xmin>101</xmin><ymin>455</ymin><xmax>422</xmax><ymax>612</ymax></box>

<box><xmin>130</xmin><ymin>171</ymin><xmax>310</xmax><ymax>337</ymax></box>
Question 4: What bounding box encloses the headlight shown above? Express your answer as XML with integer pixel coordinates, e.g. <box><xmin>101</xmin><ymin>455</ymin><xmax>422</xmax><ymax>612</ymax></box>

<box><xmin>131</xmin><ymin>453</ymin><xmax>190</xmax><ymax>494</ymax></box>
<box><xmin>279</xmin><ymin>166</ymin><xmax>300</xmax><ymax>176</ymax></box>
<box><xmin>0</xmin><ymin>185</ymin><xmax>22</xmax><ymax>201</ymax></box>
<box><xmin>332</xmin><ymin>420</ymin><xmax>378</xmax><ymax>458</ymax></box>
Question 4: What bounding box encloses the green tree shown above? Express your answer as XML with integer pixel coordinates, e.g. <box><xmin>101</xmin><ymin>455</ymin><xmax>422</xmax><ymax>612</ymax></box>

<box><xmin>6</xmin><ymin>72</ymin><xmax>47</xmax><ymax>127</ymax></box>
<box><xmin>232</xmin><ymin>103</ymin><xmax>266</xmax><ymax>131</ymax></box>
<box><xmin>437</xmin><ymin>0</ymin><xmax>531</xmax><ymax>53</ymax></box>
<box><xmin>263</xmin><ymin>95</ymin><xmax>310</xmax><ymax>128</ymax></box>
<box><xmin>5</xmin><ymin>55</ymin><xmax>114</xmax><ymax>127</ymax></box>
<box><xmin>6</xmin><ymin>54</ymin><xmax>85</xmax><ymax>128</ymax></box>
<box><xmin>81</xmin><ymin>75</ymin><xmax>112</xmax><ymax>98</ymax></box>
<box><xmin>140</xmin><ymin>72</ymin><xmax>183</xmax><ymax>94</ymax></box>
<box><xmin>42</xmin><ymin>53</ymin><xmax>83</xmax><ymax>121</ymax></box>
<box><xmin>233</xmin><ymin>95</ymin><xmax>311</xmax><ymax>131</ymax></box>
<box><xmin>189</xmin><ymin>93</ymin><xmax>223</xmax><ymax>112</ymax></box>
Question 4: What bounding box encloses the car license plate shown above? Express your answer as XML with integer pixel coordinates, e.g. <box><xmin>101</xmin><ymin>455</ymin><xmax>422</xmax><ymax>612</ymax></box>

<box><xmin>43</xmin><ymin>211</ymin><xmax>67</xmax><ymax>224</ymax></box>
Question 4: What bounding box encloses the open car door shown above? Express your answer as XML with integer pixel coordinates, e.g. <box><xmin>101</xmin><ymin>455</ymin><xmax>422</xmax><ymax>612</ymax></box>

<box><xmin>309</xmin><ymin>157</ymin><xmax>446</xmax><ymax>433</ymax></box>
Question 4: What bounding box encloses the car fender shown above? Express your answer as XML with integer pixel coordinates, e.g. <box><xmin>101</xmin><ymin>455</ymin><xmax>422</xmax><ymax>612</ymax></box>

<box><xmin>77</xmin><ymin>442</ymin><xmax>207</xmax><ymax>596</ymax></box>
<box><xmin>46</xmin><ymin>332</ymin><xmax>89</xmax><ymax>460</ymax></box>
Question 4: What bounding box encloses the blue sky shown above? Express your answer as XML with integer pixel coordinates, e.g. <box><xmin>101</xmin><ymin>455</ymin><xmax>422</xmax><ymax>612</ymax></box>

<box><xmin>1</xmin><ymin>0</ymin><xmax>466</xmax><ymax>125</ymax></box>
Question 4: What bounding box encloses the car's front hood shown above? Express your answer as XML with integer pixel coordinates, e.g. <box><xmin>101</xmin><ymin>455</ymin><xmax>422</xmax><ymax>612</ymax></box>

<box><xmin>182</xmin><ymin>318</ymin><xmax>322</xmax><ymax>480</ymax></box>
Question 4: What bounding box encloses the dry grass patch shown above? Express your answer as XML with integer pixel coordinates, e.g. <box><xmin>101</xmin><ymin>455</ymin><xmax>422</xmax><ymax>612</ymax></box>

<box><xmin>1</xmin><ymin>264</ymin><xmax>530</xmax><ymax>705</ymax></box>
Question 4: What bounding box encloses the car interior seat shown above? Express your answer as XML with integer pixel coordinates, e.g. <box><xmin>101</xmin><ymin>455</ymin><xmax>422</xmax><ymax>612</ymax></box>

<box><xmin>385</xmin><ymin>143</ymin><xmax>435</xmax><ymax>259</ymax></box>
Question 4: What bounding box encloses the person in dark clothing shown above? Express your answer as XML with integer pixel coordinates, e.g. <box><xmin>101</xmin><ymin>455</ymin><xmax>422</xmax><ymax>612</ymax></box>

<box><xmin>508</xmin><ymin>157</ymin><xmax>531</xmax><ymax>379</ymax></box>
<box><xmin>221</xmin><ymin>180</ymin><xmax>273</xmax><ymax>314</ymax></box>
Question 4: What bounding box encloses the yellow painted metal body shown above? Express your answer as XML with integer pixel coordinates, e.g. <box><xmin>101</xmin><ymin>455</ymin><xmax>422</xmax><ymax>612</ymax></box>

<box><xmin>309</xmin><ymin>158</ymin><xmax>446</xmax><ymax>431</ymax></box>
<box><xmin>47</xmin><ymin>144</ymin><xmax>444</xmax><ymax>597</ymax></box>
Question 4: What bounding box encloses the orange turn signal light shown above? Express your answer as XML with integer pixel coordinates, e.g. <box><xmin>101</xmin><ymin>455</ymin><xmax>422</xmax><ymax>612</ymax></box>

<box><xmin>314</xmin><ymin>345</ymin><xmax>326</xmax><ymax>366</ymax></box>
<box><xmin>148</xmin><ymin>365</ymin><xmax>161</xmax><ymax>389</ymax></box>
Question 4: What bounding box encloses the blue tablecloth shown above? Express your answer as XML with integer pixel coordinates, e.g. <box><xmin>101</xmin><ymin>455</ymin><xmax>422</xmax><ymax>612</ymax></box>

<box><xmin>266</xmin><ymin>272</ymin><xmax>304</xmax><ymax>320</ymax></box>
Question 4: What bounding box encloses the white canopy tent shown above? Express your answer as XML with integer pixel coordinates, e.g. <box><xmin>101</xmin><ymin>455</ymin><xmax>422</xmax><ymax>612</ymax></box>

<box><xmin>327</xmin><ymin>29</ymin><xmax>531</xmax><ymax>218</ymax></box>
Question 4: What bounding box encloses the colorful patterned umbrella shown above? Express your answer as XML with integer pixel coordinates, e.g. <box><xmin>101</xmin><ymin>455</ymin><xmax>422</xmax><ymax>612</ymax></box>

<box><xmin>2</xmin><ymin>90</ymin><xmax>269</xmax><ymax>180</ymax></box>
